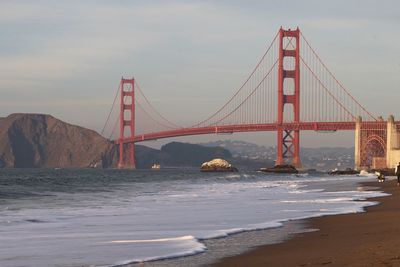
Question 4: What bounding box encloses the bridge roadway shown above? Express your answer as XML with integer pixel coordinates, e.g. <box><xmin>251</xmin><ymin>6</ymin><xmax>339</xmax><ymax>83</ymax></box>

<box><xmin>115</xmin><ymin>121</ymin><xmax>400</xmax><ymax>144</ymax></box>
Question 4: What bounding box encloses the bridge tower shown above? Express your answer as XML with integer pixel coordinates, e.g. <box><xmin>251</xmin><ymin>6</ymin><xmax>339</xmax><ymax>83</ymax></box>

<box><xmin>276</xmin><ymin>27</ymin><xmax>301</xmax><ymax>167</ymax></box>
<box><xmin>118</xmin><ymin>77</ymin><xmax>136</xmax><ymax>169</ymax></box>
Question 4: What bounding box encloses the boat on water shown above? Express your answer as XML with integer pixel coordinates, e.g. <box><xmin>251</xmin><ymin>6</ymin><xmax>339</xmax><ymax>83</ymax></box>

<box><xmin>151</xmin><ymin>164</ymin><xmax>161</xmax><ymax>170</ymax></box>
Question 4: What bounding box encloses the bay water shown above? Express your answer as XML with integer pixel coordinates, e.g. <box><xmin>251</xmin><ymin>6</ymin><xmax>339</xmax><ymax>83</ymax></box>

<box><xmin>0</xmin><ymin>169</ymin><xmax>386</xmax><ymax>267</ymax></box>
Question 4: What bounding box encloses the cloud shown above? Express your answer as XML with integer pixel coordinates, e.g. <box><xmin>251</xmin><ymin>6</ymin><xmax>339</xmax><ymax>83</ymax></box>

<box><xmin>0</xmin><ymin>33</ymin><xmax>154</xmax><ymax>87</ymax></box>
<box><xmin>0</xmin><ymin>3</ymin><xmax>164</xmax><ymax>77</ymax></box>
<box><xmin>0</xmin><ymin>1</ymin><xmax>63</xmax><ymax>23</ymax></box>
<box><xmin>0</xmin><ymin>0</ymin><xmax>399</xmax><ymax>146</ymax></box>
<box><xmin>300</xmin><ymin>18</ymin><xmax>371</xmax><ymax>30</ymax></box>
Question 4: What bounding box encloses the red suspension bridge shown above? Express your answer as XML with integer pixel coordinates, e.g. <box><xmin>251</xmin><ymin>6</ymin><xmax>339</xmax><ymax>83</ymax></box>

<box><xmin>101</xmin><ymin>27</ymin><xmax>400</xmax><ymax>170</ymax></box>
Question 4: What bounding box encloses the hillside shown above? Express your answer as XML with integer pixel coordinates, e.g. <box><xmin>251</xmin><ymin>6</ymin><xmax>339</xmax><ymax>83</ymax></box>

<box><xmin>159</xmin><ymin>142</ymin><xmax>232</xmax><ymax>167</ymax></box>
<box><xmin>0</xmin><ymin>113</ymin><xmax>114</xmax><ymax>168</ymax></box>
<box><xmin>0</xmin><ymin>114</ymin><xmax>233</xmax><ymax>169</ymax></box>
<box><xmin>201</xmin><ymin>140</ymin><xmax>354</xmax><ymax>170</ymax></box>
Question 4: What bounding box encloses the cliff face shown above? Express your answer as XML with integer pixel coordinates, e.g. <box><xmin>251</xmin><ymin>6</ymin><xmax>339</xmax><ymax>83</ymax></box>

<box><xmin>0</xmin><ymin>114</ymin><xmax>114</xmax><ymax>168</ymax></box>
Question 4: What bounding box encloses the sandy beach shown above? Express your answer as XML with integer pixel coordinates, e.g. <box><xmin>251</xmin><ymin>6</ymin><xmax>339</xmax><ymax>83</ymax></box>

<box><xmin>215</xmin><ymin>179</ymin><xmax>400</xmax><ymax>267</ymax></box>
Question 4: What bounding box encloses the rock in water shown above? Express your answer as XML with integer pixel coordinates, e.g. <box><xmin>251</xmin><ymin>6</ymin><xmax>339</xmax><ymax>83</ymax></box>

<box><xmin>200</xmin><ymin>158</ymin><xmax>238</xmax><ymax>172</ymax></box>
<box><xmin>259</xmin><ymin>164</ymin><xmax>299</xmax><ymax>174</ymax></box>
<box><xmin>329</xmin><ymin>168</ymin><xmax>359</xmax><ymax>175</ymax></box>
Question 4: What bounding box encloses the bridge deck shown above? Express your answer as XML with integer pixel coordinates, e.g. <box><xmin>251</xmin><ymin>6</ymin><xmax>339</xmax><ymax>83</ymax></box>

<box><xmin>115</xmin><ymin>121</ymin><xmax>366</xmax><ymax>143</ymax></box>
<box><xmin>116</xmin><ymin>121</ymin><xmax>400</xmax><ymax>144</ymax></box>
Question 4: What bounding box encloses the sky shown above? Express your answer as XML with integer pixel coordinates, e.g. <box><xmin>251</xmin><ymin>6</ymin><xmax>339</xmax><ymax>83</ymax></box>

<box><xmin>1</xmin><ymin>0</ymin><xmax>399</xmax><ymax>148</ymax></box>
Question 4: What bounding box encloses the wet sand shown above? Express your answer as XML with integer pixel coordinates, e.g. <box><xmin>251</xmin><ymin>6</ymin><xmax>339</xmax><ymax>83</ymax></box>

<box><xmin>215</xmin><ymin>180</ymin><xmax>400</xmax><ymax>267</ymax></box>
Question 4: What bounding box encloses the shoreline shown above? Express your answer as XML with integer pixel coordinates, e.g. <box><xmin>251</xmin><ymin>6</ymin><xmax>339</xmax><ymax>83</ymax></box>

<box><xmin>214</xmin><ymin>179</ymin><xmax>400</xmax><ymax>267</ymax></box>
<box><xmin>131</xmin><ymin>176</ymin><xmax>386</xmax><ymax>267</ymax></box>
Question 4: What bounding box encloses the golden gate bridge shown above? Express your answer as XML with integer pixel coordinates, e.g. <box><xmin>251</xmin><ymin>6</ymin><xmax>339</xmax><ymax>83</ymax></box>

<box><xmin>101</xmin><ymin>27</ymin><xmax>400</xmax><ymax>170</ymax></box>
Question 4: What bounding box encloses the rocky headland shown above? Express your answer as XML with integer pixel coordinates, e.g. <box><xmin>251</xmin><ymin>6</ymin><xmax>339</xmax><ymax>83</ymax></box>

<box><xmin>0</xmin><ymin>113</ymin><xmax>115</xmax><ymax>168</ymax></box>
<box><xmin>0</xmin><ymin>113</ymin><xmax>232</xmax><ymax>169</ymax></box>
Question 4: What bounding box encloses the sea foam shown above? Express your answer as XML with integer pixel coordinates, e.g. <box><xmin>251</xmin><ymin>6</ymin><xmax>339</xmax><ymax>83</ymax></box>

<box><xmin>0</xmin><ymin>170</ymin><xmax>388</xmax><ymax>267</ymax></box>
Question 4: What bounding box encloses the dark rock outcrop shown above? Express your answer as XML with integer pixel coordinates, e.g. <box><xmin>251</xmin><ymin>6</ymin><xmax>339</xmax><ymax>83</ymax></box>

<box><xmin>370</xmin><ymin>168</ymin><xmax>394</xmax><ymax>176</ymax></box>
<box><xmin>329</xmin><ymin>168</ymin><xmax>359</xmax><ymax>175</ymax></box>
<box><xmin>0</xmin><ymin>113</ymin><xmax>114</xmax><ymax>168</ymax></box>
<box><xmin>259</xmin><ymin>164</ymin><xmax>299</xmax><ymax>174</ymax></box>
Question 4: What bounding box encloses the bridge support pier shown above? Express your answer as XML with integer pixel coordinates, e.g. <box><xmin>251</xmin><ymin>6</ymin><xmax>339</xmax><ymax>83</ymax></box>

<box><xmin>386</xmin><ymin>115</ymin><xmax>400</xmax><ymax>168</ymax></box>
<box><xmin>355</xmin><ymin>115</ymin><xmax>400</xmax><ymax>170</ymax></box>
<box><xmin>117</xmin><ymin>77</ymin><xmax>136</xmax><ymax>169</ymax></box>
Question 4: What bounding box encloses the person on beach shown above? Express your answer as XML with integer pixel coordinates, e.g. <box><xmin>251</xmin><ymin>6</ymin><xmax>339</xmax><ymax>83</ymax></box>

<box><xmin>376</xmin><ymin>171</ymin><xmax>385</xmax><ymax>182</ymax></box>
<box><xmin>396</xmin><ymin>162</ymin><xmax>400</xmax><ymax>186</ymax></box>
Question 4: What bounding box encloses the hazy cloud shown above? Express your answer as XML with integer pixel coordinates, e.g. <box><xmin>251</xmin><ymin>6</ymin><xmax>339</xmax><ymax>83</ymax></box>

<box><xmin>1</xmin><ymin>0</ymin><xmax>399</xmax><ymax>147</ymax></box>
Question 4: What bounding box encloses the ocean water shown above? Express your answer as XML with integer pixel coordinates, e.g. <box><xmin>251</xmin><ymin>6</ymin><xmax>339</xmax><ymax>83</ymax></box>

<box><xmin>0</xmin><ymin>169</ymin><xmax>387</xmax><ymax>267</ymax></box>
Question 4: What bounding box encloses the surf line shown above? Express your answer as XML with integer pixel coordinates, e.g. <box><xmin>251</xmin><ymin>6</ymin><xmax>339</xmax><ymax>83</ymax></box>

<box><xmin>107</xmin><ymin>235</ymin><xmax>195</xmax><ymax>243</ymax></box>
